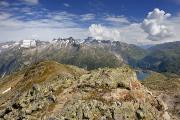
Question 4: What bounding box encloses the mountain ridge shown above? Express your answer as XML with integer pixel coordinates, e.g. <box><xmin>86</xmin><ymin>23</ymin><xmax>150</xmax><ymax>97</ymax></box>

<box><xmin>0</xmin><ymin>37</ymin><xmax>147</xmax><ymax>77</ymax></box>
<box><xmin>138</xmin><ymin>41</ymin><xmax>180</xmax><ymax>74</ymax></box>
<box><xmin>0</xmin><ymin>38</ymin><xmax>180</xmax><ymax>78</ymax></box>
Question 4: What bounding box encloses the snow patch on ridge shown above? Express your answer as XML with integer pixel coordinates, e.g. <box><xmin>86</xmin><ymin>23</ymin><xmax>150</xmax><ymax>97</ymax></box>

<box><xmin>20</xmin><ymin>40</ymin><xmax>36</xmax><ymax>48</ymax></box>
<box><xmin>2</xmin><ymin>87</ymin><xmax>11</xmax><ymax>94</ymax></box>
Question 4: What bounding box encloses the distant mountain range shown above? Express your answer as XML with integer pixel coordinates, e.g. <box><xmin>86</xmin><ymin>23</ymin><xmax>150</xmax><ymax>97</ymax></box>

<box><xmin>0</xmin><ymin>37</ymin><xmax>146</xmax><ymax>77</ymax></box>
<box><xmin>138</xmin><ymin>41</ymin><xmax>180</xmax><ymax>75</ymax></box>
<box><xmin>0</xmin><ymin>37</ymin><xmax>179</xmax><ymax>77</ymax></box>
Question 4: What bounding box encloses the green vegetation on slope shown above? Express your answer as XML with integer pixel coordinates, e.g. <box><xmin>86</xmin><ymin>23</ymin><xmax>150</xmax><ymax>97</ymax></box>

<box><xmin>141</xmin><ymin>72</ymin><xmax>180</xmax><ymax>119</ymax></box>
<box><xmin>142</xmin><ymin>72</ymin><xmax>180</xmax><ymax>92</ymax></box>
<box><xmin>139</xmin><ymin>41</ymin><xmax>180</xmax><ymax>75</ymax></box>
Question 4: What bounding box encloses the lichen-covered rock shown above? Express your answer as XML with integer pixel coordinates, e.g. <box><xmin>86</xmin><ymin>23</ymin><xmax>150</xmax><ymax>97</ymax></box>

<box><xmin>142</xmin><ymin>72</ymin><xmax>180</xmax><ymax>120</ymax></box>
<box><xmin>0</xmin><ymin>61</ymin><xmax>174</xmax><ymax>120</ymax></box>
<box><xmin>50</xmin><ymin>66</ymin><xmax>171</xmax><ymax>120</ymax></box>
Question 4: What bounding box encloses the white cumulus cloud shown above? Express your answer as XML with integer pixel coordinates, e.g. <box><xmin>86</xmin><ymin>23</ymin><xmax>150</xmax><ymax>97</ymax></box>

<box><xmin>141</xmin><ymin>8</ymin><xmax>173</xmax><ymax>41</ymax></box>
<box><xmin>89</xmin><ymin>24</ymin><xmax>121</xmax><ymax>41</ymax></box>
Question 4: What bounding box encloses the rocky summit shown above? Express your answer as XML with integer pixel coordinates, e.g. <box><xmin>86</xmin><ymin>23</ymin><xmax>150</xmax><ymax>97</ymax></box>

<box><xmin>0</xmin><ymin>61</ymin><xmax>174</xmax><ymax>120</ymax></box>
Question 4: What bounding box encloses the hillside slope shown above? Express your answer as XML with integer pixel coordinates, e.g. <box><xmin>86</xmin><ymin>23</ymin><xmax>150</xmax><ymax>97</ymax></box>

<box><xmin>0</xmin><ymin>61</ymin><xmax>174</xmax><ymax>119</ymax></box>
<box><xmin>138</xmin><ymin>41</ymin><xmax>180</xmax><ymax>74</ymax></box>
<box><xmin>142</xmin><ymin>73</ymin><xmax>180</xmax><ymax>119</ymax></box>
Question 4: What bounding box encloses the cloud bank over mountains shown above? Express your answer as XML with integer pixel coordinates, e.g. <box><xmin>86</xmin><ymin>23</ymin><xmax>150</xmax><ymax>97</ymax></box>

<box><xmin>0</xmin><ymin>0</ymin><xmax>180</xmax><ymax>45</ymax></box>
<box><xmin>89</xmin><ymin>8</ymin><xmax>179</xmax><ymax>45</ymax></box>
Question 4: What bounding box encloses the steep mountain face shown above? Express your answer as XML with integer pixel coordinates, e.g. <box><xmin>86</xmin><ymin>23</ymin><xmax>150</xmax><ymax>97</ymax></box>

<box><xmin>110</xmin><ymin>42</ymin><xmax>147</xmax><ymax>67</ymax></box>
<box><xmin>0</xmin><ymin>61</ymin><xmax>173</xmax><ymax>119</ymax></box>
<box><xmin>138</xmin><ymin>41</ymin><xmax>180</xmax><ymax>75</ymax></box>
<box><xmin>0</xmin><ymin>37</ymin><xmax>147</xmax><ymax>77</ymax></box>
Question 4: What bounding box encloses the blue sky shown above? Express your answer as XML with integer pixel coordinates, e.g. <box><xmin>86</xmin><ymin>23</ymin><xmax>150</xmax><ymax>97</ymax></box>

<box><xmin>0</xmin><ymin>0</ymin><xmax>180</xmax><ymax>45</ymax></box>
<box><xmin>45</xmin><ymin>0</ymin><xmax>180</xmax><ymax>18</ymax></box>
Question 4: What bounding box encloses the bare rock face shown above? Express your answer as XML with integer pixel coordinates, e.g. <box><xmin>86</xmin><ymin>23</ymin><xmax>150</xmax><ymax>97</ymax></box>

<box><xmin>0</xmin><ymin>61</ymin><xmax>173</xmax><ymax>120</ymax></box>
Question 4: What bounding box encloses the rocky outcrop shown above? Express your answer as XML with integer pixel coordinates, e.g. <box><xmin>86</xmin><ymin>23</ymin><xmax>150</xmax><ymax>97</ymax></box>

<box><xmin>0</xmin><ymin>61</ymin><xmax>173</xmax><ymax>119</ymax></box>
<box><xmin>142</xmin><ymin>72</ymin><xmax>180</xmax><ymax>120</ymax></box>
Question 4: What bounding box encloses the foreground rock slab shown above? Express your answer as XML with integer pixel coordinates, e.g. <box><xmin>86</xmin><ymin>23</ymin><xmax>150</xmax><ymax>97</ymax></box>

<box><xmin>0</xmin><ymin>61</ymin><xmax>175</xmax><ymax>120</ymax></box>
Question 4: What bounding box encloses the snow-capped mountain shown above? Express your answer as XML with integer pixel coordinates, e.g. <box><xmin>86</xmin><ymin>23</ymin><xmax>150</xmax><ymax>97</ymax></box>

<box><xmin>0</xmin><ymin>39</ymin><xmax>46</xmax><ymax>50</ymax></box>
<box><xmin>20</xmin><ymin>39</ymin><xmax>36</xmax><ymax>48</ymax></box>
<box><xmin>0</xmin><ymin>37</ymin><xmax>147</xmax><ymax>77</ymax></box>
<box><xmin>0</xmin><ymin>37</ymin><xmax>122</xmax><ymax>51</ymax></box>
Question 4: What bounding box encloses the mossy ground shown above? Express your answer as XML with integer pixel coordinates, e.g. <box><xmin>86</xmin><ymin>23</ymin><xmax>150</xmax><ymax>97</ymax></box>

<box><xmin>142</xmin><ymin>72</ymin><xmax>180</xmax><ymax>92</ymax></box>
